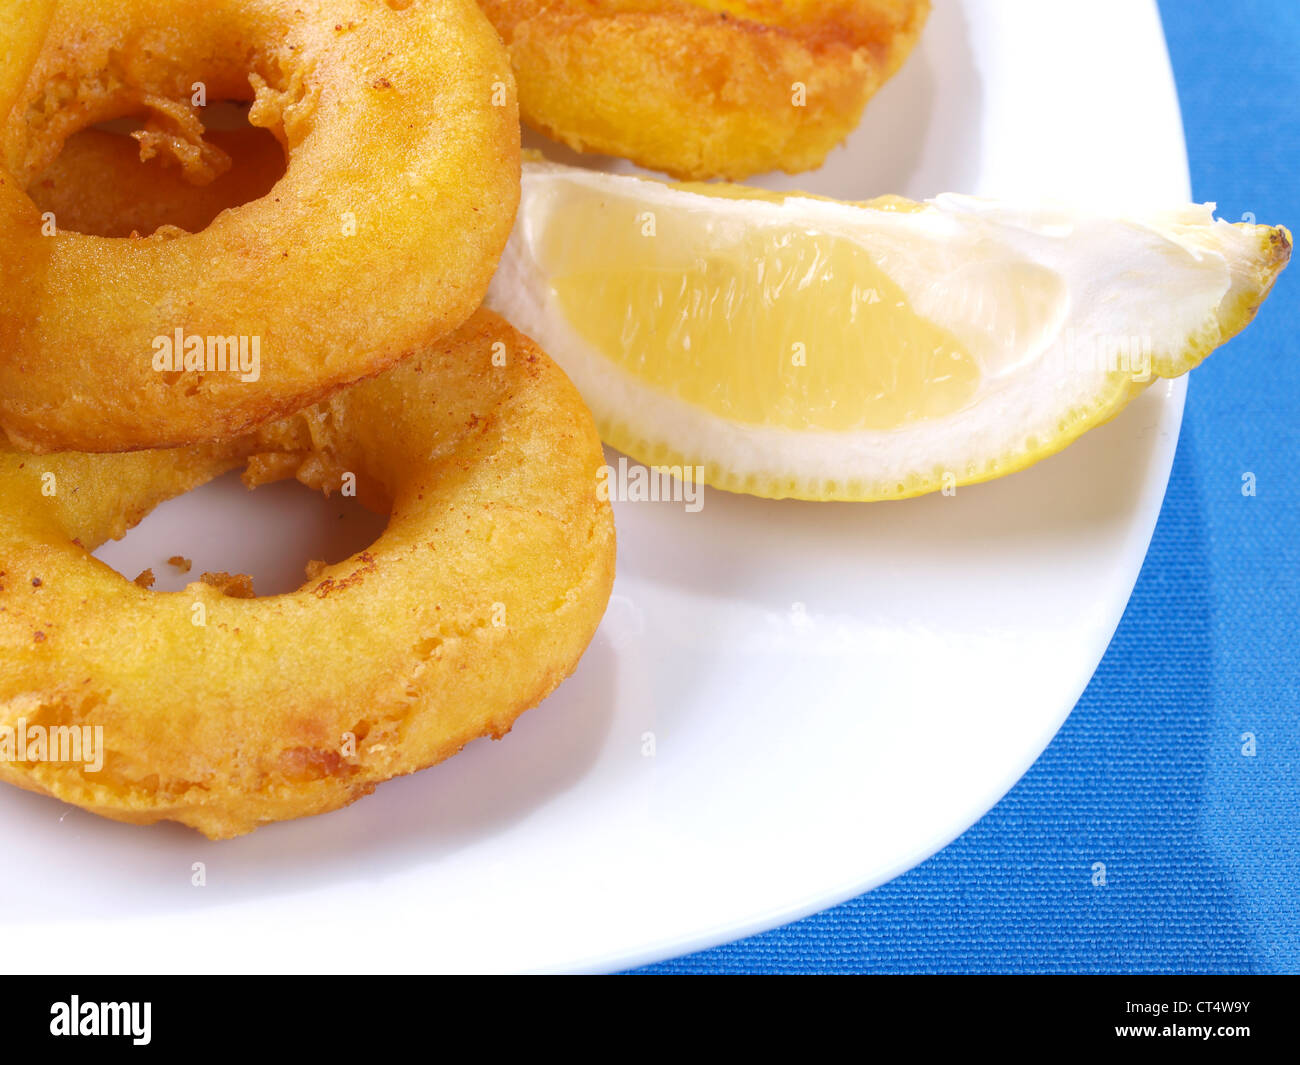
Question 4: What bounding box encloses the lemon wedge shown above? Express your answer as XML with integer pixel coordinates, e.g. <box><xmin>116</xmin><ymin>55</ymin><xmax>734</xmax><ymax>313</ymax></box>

<box><xmin>487</xmin><ymin>160</ymin><xmax>1290</xmax><ymax>501</ymax></box>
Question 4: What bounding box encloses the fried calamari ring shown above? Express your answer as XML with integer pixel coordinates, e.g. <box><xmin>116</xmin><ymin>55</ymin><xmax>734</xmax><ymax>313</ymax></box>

<box><xmin>481</xmin><ymin>0</ymin><xmax>930</xmax><ymax>180</ymax></box>
<box><xmin>27</xmin><ymin>127</ymin><xmax>286</xmax><ymax>238</ymax></box>
<box><xmin>0</xmin><ymin>0</ymin><xmax>520</xmax><ymax>453</ymax></box>
<box><xmin>0</xmin><ymin>311</ymin><xmax>616</xmax><ymax>839</ymax></box>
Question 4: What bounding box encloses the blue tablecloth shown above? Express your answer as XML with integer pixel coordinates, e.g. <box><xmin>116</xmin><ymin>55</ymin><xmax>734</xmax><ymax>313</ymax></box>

<box><xmin>637</xmin><ymin>0</ymin><xmax>1299</xmax><ymax>974</ymax></box>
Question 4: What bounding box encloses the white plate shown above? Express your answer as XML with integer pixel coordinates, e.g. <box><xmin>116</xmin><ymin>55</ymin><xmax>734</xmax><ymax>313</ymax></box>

<box><xmin>2</xmin><ymin>0</ymin><xmax>1191</xmax><ymax>973</ymax></box>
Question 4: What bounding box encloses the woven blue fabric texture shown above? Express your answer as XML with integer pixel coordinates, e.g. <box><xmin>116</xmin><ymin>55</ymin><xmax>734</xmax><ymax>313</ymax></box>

<box><xmin>636</xmin><ymin>0</ymin><xmax>1299</xmax><ymax>974</ymax></box>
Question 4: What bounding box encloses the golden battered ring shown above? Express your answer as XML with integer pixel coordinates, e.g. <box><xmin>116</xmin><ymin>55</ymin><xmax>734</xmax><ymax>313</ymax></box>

<box><xmin>0</xmin><ymin>0</ymin><xmax>520</xmax><ymax>452</ymax></box>
<box><xmin>0</xmin><ymin>310</ymin><xmax>616</xmax><ymax>838</ymax></box>
<box><xmin>481</xmin><ymin>0</ymin><xmax>930</xmax><ymax>180</ymax></box>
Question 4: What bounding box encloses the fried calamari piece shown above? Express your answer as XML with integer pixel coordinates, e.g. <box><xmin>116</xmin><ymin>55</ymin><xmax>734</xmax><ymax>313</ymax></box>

<box><xmin>0</xmin><ymin>0</ymin><xmax>520</xmax><ymax>453</ymax></box>
<box><xmin>0</xmin><ymin>312</ymin><xmax>616</xmax><ymax>839</ymax></box>
<box><xmin>481</xmin><ymin>0</ymin><xmax>930</xmax><ymax>179</ymax></box>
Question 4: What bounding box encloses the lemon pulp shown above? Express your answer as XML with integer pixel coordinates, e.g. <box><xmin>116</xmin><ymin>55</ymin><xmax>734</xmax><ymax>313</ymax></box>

<box><xmin>540</xmin><ymin>186</ymin><xmax>981</xmax><ymax>432</ymax></box>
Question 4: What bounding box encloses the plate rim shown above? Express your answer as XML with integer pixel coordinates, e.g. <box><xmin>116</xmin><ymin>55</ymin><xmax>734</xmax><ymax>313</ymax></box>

<box><xmin>601</xmin><ymin>0</ymin><xmax>1196</xmax><ymax>973</ymax></box>
<box><xmin>0</xmin><ymin>0</ymin><xmax>1195</xmax><ymax>976</ymax></box>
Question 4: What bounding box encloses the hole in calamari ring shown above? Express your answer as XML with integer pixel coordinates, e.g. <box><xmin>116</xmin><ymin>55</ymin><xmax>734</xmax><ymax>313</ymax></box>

<box><xmin>26</xmin><ymin>102</ymin><xmax>287</xmax><ymax>238</ymax></box>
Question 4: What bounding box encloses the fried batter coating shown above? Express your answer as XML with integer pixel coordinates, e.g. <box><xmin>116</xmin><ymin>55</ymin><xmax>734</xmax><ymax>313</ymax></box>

<box><xmin>0</xmin><ymin>312</ymin><xmax>616</xmax><ymax>838</ymax></box>
<box><xmin>481</xmin><ymin>0</ymin><xmax>930</xmax><ymax>179</ymax></box>
<box><xmin>0</xmin><ymin>0</ymin><xmax>520</xmax><ymax>453</ymax></box>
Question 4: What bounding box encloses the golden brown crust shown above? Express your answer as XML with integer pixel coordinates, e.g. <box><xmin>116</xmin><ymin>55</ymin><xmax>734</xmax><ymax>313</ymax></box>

<box><xmin>0</xmin><ymin>1</ymin><xmax>55</xmax><ymax>120</ymax></box>
<box><xmin>0</xmin><ymin>311</ymin><xmax>617</xmax><ymax>838</ymax></box>
<box><xmin>198</xmin><ymin>571</ymin><xmax>257</xmax><ymax>598</ymax></box>
<box><xmin>0</xmin><ymin>0</ymin><xmax>520</xmax><ymax>453</ymax></box>
<box><xmin>480</xmin><ymin>0</ymin><xmax>930</xmax><ymax>179</ymax></box>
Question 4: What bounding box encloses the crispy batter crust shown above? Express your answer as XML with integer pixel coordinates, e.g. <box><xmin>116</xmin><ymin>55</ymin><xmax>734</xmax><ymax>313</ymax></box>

<box><xmin>0</xmin><ymin>0</ymin><xmax>520</xmax><ymax>452</ymax></box>
<box><xmin>481</xmin><ymin>0</ymin><xmax>930</xmax><ymax>179</ymax></box>
<box><xmin>0</xmin><ymin>311</ymin><xmax>617</xmax><ymax>838</ymax></box>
